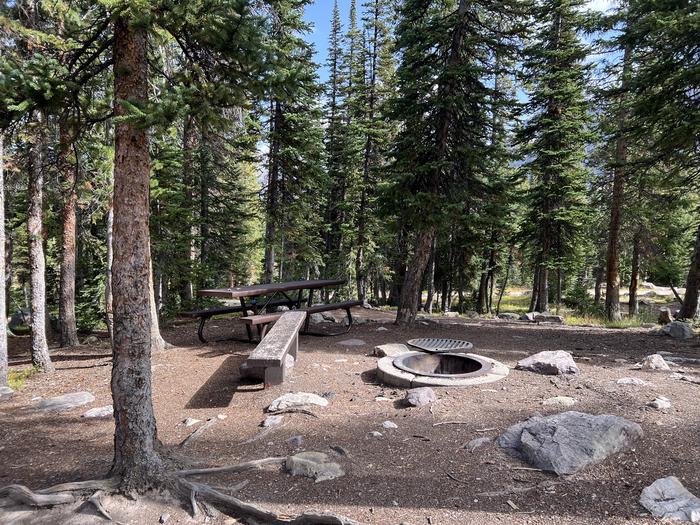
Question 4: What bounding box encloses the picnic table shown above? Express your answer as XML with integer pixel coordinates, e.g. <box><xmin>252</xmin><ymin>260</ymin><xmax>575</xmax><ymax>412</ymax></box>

<box><xmin>195</xmin><ymin>278</ymin><xmax>349</xmax><ymax>342</ymax></box>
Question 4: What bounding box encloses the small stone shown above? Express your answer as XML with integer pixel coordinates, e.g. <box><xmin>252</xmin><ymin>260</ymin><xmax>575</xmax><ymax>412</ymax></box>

<box><xmin>368</xmin><ymin>431</ymin><xmax>383</xmax><ymax>438</ymax></box>
<box><xmin>639</xmin><ymin>476</ymin><xmax>700</xmax><ymax>522</ymax></box>
<box><xmin>464</xmin><ymin>437</ymin><xmax>491</xmax><ymax>453</ymax></box>
<box><xmin>217</xmin><ymin>414</ymin><xmax>227</xmax><ymax>420</ymax></box>
<box><xmin>374</xmin><ymin>396</ymin><xmax>391</xmax><ymax>402</ymax></box>
<box><xmin>648</xmin><ymin>397</ymin><xmax>671</xmax><ymax>410</ymax></box>
<box><xmin>183</xmin><ymin>417</ymin><xmax>201</xmax><ymax>427</ymax></box>
<box><xmin>268</xmin><ymin>392</ymin><xmax>329</xmax><ymax>412</ymax></box>
<box><xmin>285</xmin><ymin>451</ymin><xmax>344</xmax><ymax>482</ymax></box>
<box><xmin>82</xmin><ymin>405</ymin><xmax>113</xmax><ymax>418</ymax></box>
<box><xmin>638</xmin><ymin>354</ymin><xmax>671</xmax><ymax>371</ymax></box>
<box><xmin>159</xmin><ymin>514</ymin><xmax>170</xmax><ymax>524</ymax></box>
<box><xmin>374</xmin><ymin>343</ymin><xmax>409</xmax><ymax>358</ymax></box>
<box><xmin>405</xmin><ymin>387</ymin><xmax>437</xmax><ymax>407</ymax></box>
<box><xmin>382</xmin><ymin>420</ymin><xmax>398</xmax><ymax>429</ymax></box>
<box><xmin>0</xmin><ymin>386</ymin><xmax>14</xmax><ymax>401</ymax></box>
<box><xmin>516</xmin><ymin>350</ymin><xmax>579</xmax><ymax>375</ymax></box>
<box><xmin>338</xmin><ymin>338</ymin><xmax>366</xmax><ymax>347</ymax></box>
<box><xmin>262</xmin><ymin>415</ymin><xmax>284</xmax><ymax>427</ymax></box>
<box><xmin>330</xmin><ymin>445</ymin><xmax>349</xmax><ymax>457</ymax></box>
<box><xmin>286</xmin><ymin>435</ymin><xmax>304</xmax><ymax>447</ymax></box>
<box><xmin>617</xmin><ymin>377</ymin><xmax>650</xmax><ymax>386</ymax></box>
<box><xmin>37</xmin><ymin>391</ymin><xmax>95</xmax><ymax>412</ymax></box>
<box><xmin>542</xmin><ymin>396</ymin><xmax>577</xmax><ymax>408</ymax></box>
<box><xmin>376</xmin><ymin>326</ymin><xmax>389</xmax><ymax>332</ymax></box>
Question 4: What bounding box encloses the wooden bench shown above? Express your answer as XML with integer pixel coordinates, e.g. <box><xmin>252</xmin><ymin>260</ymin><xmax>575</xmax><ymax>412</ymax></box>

<box><xmin>303</xmin><ymin>300</ymin><xmax>363</xmax><ymax>335</ymax></box>
<box><xmin>184</xmin><ymin>298</ymin><xmax>303</xmax><ymax>343</ymax></box>
<box><xmin>241</xmin><ymin>311</ymin><xmax>286</xmax><ymax>342</ymax></box>
<box><xmin>239</xmin><ymin>310</ymin><xmax>306</xmax><ymax>388</ymax></box>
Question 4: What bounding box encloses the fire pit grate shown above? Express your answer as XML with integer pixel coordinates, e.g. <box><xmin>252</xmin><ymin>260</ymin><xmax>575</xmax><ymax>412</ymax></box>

<box><xmin>406</xmin><ymin>338</ymin><xmax>474</xmax><ymax>354</ymax></box>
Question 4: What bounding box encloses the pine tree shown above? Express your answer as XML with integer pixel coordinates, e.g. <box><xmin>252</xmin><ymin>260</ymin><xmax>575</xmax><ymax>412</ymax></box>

<box><xmin>520</xmin><ymin>0</ymin><xmax>590</xmax><ymax>313</ymax></box>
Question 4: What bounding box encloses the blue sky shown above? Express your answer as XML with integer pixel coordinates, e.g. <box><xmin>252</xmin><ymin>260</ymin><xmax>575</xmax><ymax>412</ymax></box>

<box><xmin>303</xmin><ymin>0</ymin><xmax>614</xmax><ymax>83</ymax></box>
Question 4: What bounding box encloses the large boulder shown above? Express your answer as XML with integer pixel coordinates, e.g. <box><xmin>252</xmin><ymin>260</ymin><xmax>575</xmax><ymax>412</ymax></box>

<box><xmin>520</xmin><ymin>312</ymin><xmax>539</xmax><ymax>322</ymax></box>
<box><xmin>639</xmin><ymin>476</ymin><xmax>700</xmax><ymax>523</ymax></box>
<box><xmin>656</xmin><ymin>321</ymin><xmax>694</xmax><ymax>340</ymax></box>
<box><xmin>637</xmin><ymin>354</ymin><xmax>671</xmax><ymax>371</ymax></box>
<box><xmin>268</xmin><ymin>392</ymin><xmax>328</xmax><ymax>412</ymax></box>
<box><xmin>534</xmin><ymin>313</ymin><xmax>564</xmax><ymax>324</ymax></box>
<box><xmin>37</xmin><ymin>392</ymin><xmax>95</xmax><ymax>412</ymax></box>
<box><xmin>498</xmin><ymin>312</ymin><xmax>521</xmax><ymax>321</ymax></box>
<box><xmin>497</xmin><ymin>411</ymin><xmax>643</xmax><ymax>475</ymax></box>
<box><xmin>516</xmin><ymin>350</ymin><xmax>579</xmax><ymax>376</ymax></box>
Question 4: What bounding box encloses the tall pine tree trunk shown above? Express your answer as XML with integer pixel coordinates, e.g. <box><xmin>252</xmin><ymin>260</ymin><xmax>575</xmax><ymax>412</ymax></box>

<box><xmin>105</xmin><ymin>159</ymin><xmax>114</xmax><ymax>343</ymax></box>
<box><xmin>396</xmin><ymin>0</ymin><xmax>469</xmax><ymax>324</ymax></box>
<box><xmin>424</xmin><ymin>238</ymin><xmax>436</xmax><ymax>313</ymax></box>
<box><xmin>628</xmin><ymin>232</ymin><xmax>640</xmax><ymax>315</ymax></box>
<box><xmin>264</xmin><ymin>100</ymin><xmax>281</xmax><ymax>284</ymax></box>
<box><xmin>180</xmin><ymin>115</ymin><xmax>197</xmax><ymax>304</ymax></box>
<box><xmin>58</xmin><ymin>118</ymin><xmax>80</xmax><ymax>346</ymax></box>
<box><xmin>27</xmin><ymin>112</ymin><xmax>53</xmax><ymax>372</ymax></box>
<box><xmin>604</xmin><ymin>43</ymin><xmax>631</xmax><ymax>322</ymax></box>
<box><xmin>110</xmin><ymin>15</ymin><xmax>164</xmax><ymax>491</ymax></box>
<box><xmin>0</xmin><ymin>134</ymin><xmax>7</xmax><ymax>386</ymax></box>
<box><xmin>679</xmin><ymin>221</ymin><xmax>700</xmax><ymax>319</ymax></box>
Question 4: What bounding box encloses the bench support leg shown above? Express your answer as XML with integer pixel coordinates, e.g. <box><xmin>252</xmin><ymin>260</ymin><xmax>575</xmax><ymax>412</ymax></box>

<box><xmin>197</xmin><ymin>317</ymin><xmax>209</xmax><ymax>344</ymax></box>
<box><xmin>264</xmin><ymin>366</ymin><xmax>284</xmax><ymax>388</ymax></box>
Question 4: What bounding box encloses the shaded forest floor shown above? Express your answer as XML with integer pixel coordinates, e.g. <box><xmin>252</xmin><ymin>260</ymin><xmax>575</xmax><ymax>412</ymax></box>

<box><xmin>1</xmin><ymin>311</ymin><xmax>699</xmax><ymax>524</ymax></box>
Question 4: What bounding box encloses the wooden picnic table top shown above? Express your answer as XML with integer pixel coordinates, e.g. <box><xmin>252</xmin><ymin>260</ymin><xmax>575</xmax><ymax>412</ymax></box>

<box><xmin>197</xmin><ymin>279</ymin><xmax>346</xmax><ymax>299</ymax></box>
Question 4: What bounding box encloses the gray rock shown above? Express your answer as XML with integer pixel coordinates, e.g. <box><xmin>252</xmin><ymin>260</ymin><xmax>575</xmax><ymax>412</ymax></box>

<box><xmin>159</xmin><ymin>513</ymin><xmax>170</xmax><ymax>524</ymax></box>
<box><xmin>658</xmin><ymin>308</ymin><xmax>675</xmax><ymax>325</ymax></box>
<box><xmin>498</xmin><ymin>312</ymin><xmax>521</xmax><ymax>320</ymax></box>
<box><xmin>308</xmin><ymin>313</ymin><xmax>325</xmax><ymax>325</ymax></box>
<box><xmin>520</xmin><ymin>311</ymin><xmax>539</xmax><ymax>322</ymax></box>
<box><xmin>37</xmin><ymin>391</ymin><xmax>95</xmax><ymax>412</ymax></box>
<box><xmin>497</xmin><ymin>411</ymin><xmax>643</xmax><ymax>475</ymax></box>
<box><xmin>638</xmin><ymin>354</ymin><xmax>671</xmax><ymax>371</ymax></box>
<box><xmin>656</xmin><ymin>321</ymin><xmax>694</xmax><ymax>340</ymax></box>
<box><xmin>542</xmin><ymin>396</ymin><xmax>577</xmax><ymax>408</ymax></box>
<box><xmin>444</xmin><ymin>311</ymin><xmax>459</xmax><ymax>318</ymax></box>
<box><xmin>374</xmin><ymin>343</ymin><xmax>409</xmax><ymax>358</ymax></box>
<box><xmin>648</xmin><ymin>396</ymin><xmax>671</xmax><ymax>410</ymax></box>
<box><xmin>617</xmin><ymin>377</ymin><xmax>650</xmax><ymax>386</ymax></box>
<box><xmin>321</xmin><ymin>312</ymin><xmax>340</xmax><ymax>323</ymax></box>
<box><xmin>463</xmin><ymin>310</ymin><xmax>479</xmax><ymax>319</ymax></box>
<box><xmin>534</xmin><ymin>313</ymin><xmax>565</xmax><ymax>324</ymax></box>
<box><xmin>338</xmin><ymin>338</ymin><xmax>366</xmax><ymax>347</ymax></box>
<box><xmin>382</xmin><ymin>420</ymin><xmax>398</xmax><ymax>429</ymax></box>
<box><xmin>82</xmin><ymin>405</ymin><xmax>113</xmax><ymax>418</ymax></box>
<box><xmin>262</xmin><ymin>415</ymin><xmax>284</xmax><ymax>427</ymax></box>
<box><xmin>82</xmin><ymin>335</ymin><xmax>100</xmax><ymax>345</ymax></box>
<box><xmin>9</xmin><ymin>308</ymin><xmax>30</xmax><ymax>329</ymax></box>
<box><xmin>368</xmin><ymin>431</ymin><xmax>383</xmax><ymax>438</ymax></box>
<box><xmin>376</xmin><ymin>326</ymin><xmax>389</xmax><ymax>332</ymax></box>
<box><xmin>183</xmin><ymin>417</ymin><xmax>201</xmax><ymax>427</ymax></box>
<box><xmin>405</xmin><ymin>387</ymin><xmax>437</xmax><ymax>407</ymax></box>
<box><xmin>464</xmin><ymin>437</ymin><xmax>491</xmax><ymax>453</ymax></box>
<box><xmin>268</xmin><ymin>392</ymin><xmax>328</xmax><ymax>412</ymax></box>
<box><xmin>286</xmin><ymin>435</ymin><xmax>304</xmax><ymax>447</ymax></box>
<box><xmin>285</xmin><ymin>451</ymin><xmax>344</xmax><ymax>482</ymax></box>
<box><xmin>639</xmin><ymin>476</ymin><xmax>700</xmax><ymax>522</ymax></box>
<box><xmin>0</xmin><ymin>386</ymin><xmax>14</xmax><ymax>401</ymax></box>
<box><xmin>516</xmin><ymin>350</ymin><xmax>580</xmax><ymax>376</ymax></box>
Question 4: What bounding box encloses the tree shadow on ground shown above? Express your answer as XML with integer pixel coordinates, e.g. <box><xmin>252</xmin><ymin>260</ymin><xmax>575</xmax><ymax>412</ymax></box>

<box><xmin>185</xmin><ymin>355</ymin><xmax>263</xmax><ymax>409</ymax></box>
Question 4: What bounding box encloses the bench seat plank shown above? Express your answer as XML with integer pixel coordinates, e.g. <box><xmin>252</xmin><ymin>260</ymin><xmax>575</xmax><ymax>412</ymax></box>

<box><xmin>305</xmin><ymin>300</ymin><xmax>363</xmax><ymax>314</ymax></box>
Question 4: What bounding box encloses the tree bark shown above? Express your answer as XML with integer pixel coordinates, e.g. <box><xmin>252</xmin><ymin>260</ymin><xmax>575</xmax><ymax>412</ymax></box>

<box><xmin>264</xmin><ymin>100</ymin><xmax>281</xmax><ymax>284</ymax></box>
<box><xmin>397</xmin><ymin>227</ymin><xmax>435</xmax><ymax>324</ymax></box>
<box><xmin>679</xmin><ymin>221</ymin><xmax>700</xmax><ymax>319</ymax></box>
<box><xmin>594</xmin><ymin>266</ymin><xmax>604</xmax><ymax>306</ymax></box>
<box><xmin>424</xmin><ymin>238</ymin><xmax>436</xmax><ymax>313</ymax></box>
<box><xmin>604</xmin><ymin>43</ymin><xmax>632</xmax><ymax>322</ymax></box>
<box><xmin>0</xmin><ymin>134</ymin><xmax>7</xmax><ymax>386</ymax></box>
<box><xmin>105</xmin><ymin>161</ymin><xmax>114</xmax><ymax>343</ymax></box>
<box><xmin>27</xmin><ymin>112</ymin><xmax>53</xmax><ymax>372</ymax></box>
<box><xmin>628</xmin><ymin>232</ymin><xmax>640</xmax><ymax>315</ymax></box>
<box><xmin>110</xmin><ymin>15</ymin><xmax>165</xmax><ymax>491</ymax></box>
<box><xmin>180</xmin><ymin>115</ymin><xmax>197</xmax><ymax>304</ymax></box>
<box><xmin>58</xmin><ymin>118</ymin><xmax>80</xmax><ymax>346</ymax></box>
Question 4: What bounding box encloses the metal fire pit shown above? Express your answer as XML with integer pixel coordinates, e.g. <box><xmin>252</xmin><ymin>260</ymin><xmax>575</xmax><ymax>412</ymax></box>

<box><xmin>406</xmin><ymin>338</ymin><xmax>474</xmax><ymax>354</ymax></box>
<box><xmin>393</xmin><ymin>352</ymin><xmax>493</xmax><ymax>379</ymax></box>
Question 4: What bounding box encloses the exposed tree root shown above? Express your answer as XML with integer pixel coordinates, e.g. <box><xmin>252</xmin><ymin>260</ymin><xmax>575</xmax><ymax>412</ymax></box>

<box><xmin>174</xmin><ymin>456</ymin><xmax>286</xmax><ymax>477</ymax></box>
<box><xmin>0</xmin><ymin>478</ymin><xmax>118</xmax><ymax>508</ymax></box>
<box><xmin>87</xmin><ymin>490</ymin><xmax>113</xmax><ymax>520</ymax></box>
<box><xmin>180</xmin><ymin>479</ymin><xmax>364</xmax><ymax>525</ymax></box>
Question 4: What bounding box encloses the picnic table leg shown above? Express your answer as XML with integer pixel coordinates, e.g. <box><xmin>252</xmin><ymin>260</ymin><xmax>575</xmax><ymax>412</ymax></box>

<box><xmin>306</xmin><ymin>289</ymin><xmax>314</xmax><ymax>308</ymax></box>
<box><xmin>296</xmin><ymin>289</ymin><xmax>304</xmax><ymax>309</ymax></box>
<box><xmin>240</xmin><ymin>298</ymin><xmax>254</xmax><ymax>342</ymax></box>
<box><xmin>197</xmin><ymin>316</ymin><xmax>209</xmax><ymax>343</ymax></box>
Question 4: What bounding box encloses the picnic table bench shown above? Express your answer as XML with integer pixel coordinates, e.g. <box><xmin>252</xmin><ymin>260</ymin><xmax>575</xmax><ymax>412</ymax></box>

<box><xmin>183</xmin><ymin>297</ymin><xmax>303</xmax><ymax>343</ymax></box>
<box><xmin>241</xmin><ymin>299</ymin><xmax>363</xmax><ymax>341</ymax></box>
<box><xmin>239</xmin><ymin>311</ymin><xmax>306</xmax><ymax>387</ymax></box>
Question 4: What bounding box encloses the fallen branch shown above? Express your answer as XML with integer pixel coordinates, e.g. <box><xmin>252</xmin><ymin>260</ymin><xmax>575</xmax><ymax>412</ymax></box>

<box><xmin>174</xmin><ymin>457</ymin><xmax>286</xmax><ymax>477</ymax></box>
<box><xmin>269</xmin><ymin>408</ymin><xmax>320</xmax><ymax>418</ymax></box>
<box><xmin>446</xmin><ymin>472</ymin><xmax>469</xmax><ymax>484</ymax></box>
<box><xmin>180</xmin><ymin>418</ymin><xmax>218</xmax><ymax>448</ymax></box>
<box><xmin>432</xmin><ymin>421</ymin><xmax>470</xmax><ymax>427</ymax></box>
<box><xmin>181</xmin><ymin>479</ymin><xmax>365</xmax><ymax>525</ymax></box>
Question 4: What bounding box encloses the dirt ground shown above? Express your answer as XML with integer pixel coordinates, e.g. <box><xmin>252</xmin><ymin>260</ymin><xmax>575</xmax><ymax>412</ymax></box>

<box><xmin>1</xmin><ymin>310</ymin><xmax>699</xmax><ymax>525</ymax></box>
